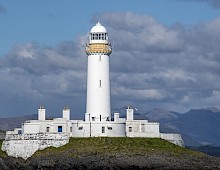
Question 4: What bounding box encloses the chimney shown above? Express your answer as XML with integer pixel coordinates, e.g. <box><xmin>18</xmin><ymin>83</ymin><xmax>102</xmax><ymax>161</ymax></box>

<box><xmin>126</xmin><ymin>106</ymin><xmax>134</xmax><ymax>121</ymax></box>
<box><xmin>38</xmin><ymin>106</ymin><xmax>45</xmax><ymax>121</ymax></box>
<box><xmin>63</xmin><ymin>105</ymin><xmax>70</xmax><ymax>120</ymax></box>
<box><xmin>114</xmin><ymin>113</ymin><xmax>119</xmax><ymax>122</ymax></box>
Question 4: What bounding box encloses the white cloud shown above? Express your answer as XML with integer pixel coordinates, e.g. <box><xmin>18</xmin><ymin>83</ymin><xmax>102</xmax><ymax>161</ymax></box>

<box><xmin>1</xmin><ymin>12</ymin><xmax>220</xmax><ymax>116</ymax></box>
<box><xmin>162</xmin><ymin>69</ymin><xmax>196</xmax><ymax>82</ymax></box>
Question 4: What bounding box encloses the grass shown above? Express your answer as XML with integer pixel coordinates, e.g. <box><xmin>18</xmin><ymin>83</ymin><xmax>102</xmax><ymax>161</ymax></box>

<box><xmin>0</xmin><ymin>140</ymin><xmax>7</xmax><ymax>158</ymax></box>
<box><xmin>33</xmin><ymin>137</ymin><xmax>202</xmax><ymax>158</ymax></box>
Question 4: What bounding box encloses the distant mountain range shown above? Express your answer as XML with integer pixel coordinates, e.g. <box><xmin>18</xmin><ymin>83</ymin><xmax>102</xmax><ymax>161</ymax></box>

<box><xmin>0</xmin><ymin>114</ymin><xmax>37</xmax><ymax>131</ymax></box>
<box><xmin>0</xmin><ymin>107</ymin><xmax>220</xmax><ymax>147</ymax></box>
<box><xmin>138</xmin><ymin>107</ymin><xmax>220</xmax><ymax>147</ymax></box>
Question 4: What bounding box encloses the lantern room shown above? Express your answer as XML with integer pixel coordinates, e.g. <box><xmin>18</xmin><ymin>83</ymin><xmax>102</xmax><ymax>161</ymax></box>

<box><xmin>89</xmin><ymin>22</ymin><xmax>109</xmax><ymax>44</ymax></box>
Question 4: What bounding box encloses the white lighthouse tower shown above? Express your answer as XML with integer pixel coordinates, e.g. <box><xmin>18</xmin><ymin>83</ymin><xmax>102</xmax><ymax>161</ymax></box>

<box><xmin>85</xmin><ymin>22</ymin><xmax>112</xmax><ymax>122</ymax></box>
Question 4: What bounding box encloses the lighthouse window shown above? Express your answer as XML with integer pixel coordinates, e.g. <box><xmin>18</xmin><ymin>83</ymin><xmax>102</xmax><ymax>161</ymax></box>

<box><xmin>46</xmin><ymin>127</ymin><xmax>50</xmax><ymax>132</ymax></box>
<box><xmin>99</xmin><ymin>80</ymin><xmax>102</xmax><ymax>88</ymax></box>
<box><xmin>107</xmin><ymin>127</ymin><xmax>112</xmax><ymax>130</ymax></box>
<box><xmin>129</xmin><ymin>127</ymin><xmax>132</xmax><ymax>132</ymax></box>
<box><xmin>94</xmin><ymin>34</ymin><xmax>98</xmax><ymax>40</ymax></box>
<box><xmin>98</xmin><ymin>34</ymin><xmax>101</xmax><ymax>39</ymax></box>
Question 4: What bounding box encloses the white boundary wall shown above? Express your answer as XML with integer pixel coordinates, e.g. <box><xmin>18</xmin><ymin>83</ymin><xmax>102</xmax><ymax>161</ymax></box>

<box><xmin>160</xmin><ymin>133</ymin><xmax>184</xmax><ymax>147</ymax></box>
<box><xmin>2</xmin><ymin>133</ymin><xmax>69</xmax><ymax>159</ymax></box>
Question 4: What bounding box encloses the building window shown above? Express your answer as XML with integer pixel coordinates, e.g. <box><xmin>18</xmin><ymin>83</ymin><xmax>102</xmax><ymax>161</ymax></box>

<box><xmin>46</xmin><ymin>127</ymin><xmax>50</xmax><ymax>132</ymax></box>
<box><xmin>102</xmin><ymin>126</ymin><xmax>105</xmax><ymax>133</ymax></box>
<box><xmin>129</xmin><ymin>127</ymin><xmax>132</xmax><ymax>132</ymax></box>
<box><xmin>58</xmin><ymin>126</ymin><xmax>62</xmax><ymax>132</ymax></box>
<box><xmin>99</xmin><ymin>80</ymin><xmax>102</xmax><ymax>88</ymax></box>
<box><xmin>18</xmin><ymin>130</ymin><xmax>22</xmax><ymax>134</ymax></box>
<box><xmin>141</xmin><ymin>124</ymin><xmax>145</xmax><ymax>132</ymax></box>
<box><xmin>92</xmin><ymin>117</ymin><xmax>95</xmax><ymax>121</ymax></box>
<box><xmin>107</xmin><ymin>127</ymin><xmax>112</xmax><ymax>130</ymax></box>
<box><xmin>70</xmin><ymin>127</ymin><xmax>72</xmax><ymax>132</ymax></box>
<box><xmin>78</xmin><ymin>127</ymin><xmax>83</xmax><ymax>130</ymax></box>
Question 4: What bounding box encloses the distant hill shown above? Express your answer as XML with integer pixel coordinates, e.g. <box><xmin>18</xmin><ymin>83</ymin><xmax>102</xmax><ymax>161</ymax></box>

<box><xmin>0</xmin><ymin>114</ymin><xmax>37</xmax><ymax>131</ymax></box>
<box><xmin>137</xmin><ymin>107</ymin><xmax>220</xmax><ymax>147</ymax></box>
<box><xmin>187</xmin><ymin>145</ymin><xmax>220</xmax><ymax>157</ymax></box>
<box><xmin>145</xmin><ymin>108</ymin><xmax>179</xmax><ymax>122</ymax></box>
<box><xmin>168</xmin><ymin>108</ymin><xmax>220</xmax><ymax>146</ymax></box>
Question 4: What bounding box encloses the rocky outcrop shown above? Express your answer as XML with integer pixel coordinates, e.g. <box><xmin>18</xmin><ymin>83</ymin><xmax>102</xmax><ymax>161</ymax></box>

<box><xmin>0</xmin><ymin>152</ymin><xmax>220</xmax><ymax>169</ymax></box>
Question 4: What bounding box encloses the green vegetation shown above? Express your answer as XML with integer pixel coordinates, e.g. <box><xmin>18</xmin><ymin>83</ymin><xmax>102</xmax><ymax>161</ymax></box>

<box><xmin>0</xmin><ymin>140</ymin><xmax>7</xmax><ymax>158</ymax></box>
<box><xmin>33</xmin><ymin>137</ymin><xmax>202</xmax><ymax>158</ymax></box>
<box><xmin>0</xmin><ymin>130</ymin><xmax>5</xmax><ymax>134</ymax></box>
<box><xmin>1</xmin><ymin>138</ymin><xmax>216</xmax><ymax>170</ymax></box>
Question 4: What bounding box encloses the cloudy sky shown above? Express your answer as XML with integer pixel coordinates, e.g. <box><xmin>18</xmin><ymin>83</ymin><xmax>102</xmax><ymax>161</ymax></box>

<box><xmin>0</xmin><ymin>0</ymin><xmax>220</xmax><ymax>118</ymax></box>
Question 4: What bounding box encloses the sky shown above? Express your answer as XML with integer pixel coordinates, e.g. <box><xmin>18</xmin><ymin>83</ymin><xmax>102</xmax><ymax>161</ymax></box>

<box><xmin>0</xmin><ymin>0</ymin><xmax>220</xmax><ymax>118</ymax></box>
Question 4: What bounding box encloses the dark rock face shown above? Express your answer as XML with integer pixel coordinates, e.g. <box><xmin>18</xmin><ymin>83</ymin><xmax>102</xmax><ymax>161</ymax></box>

<box><xmin>0</xmin><ymin>153</ymin><xmax>220</xmax><ymax>170</ymax></box>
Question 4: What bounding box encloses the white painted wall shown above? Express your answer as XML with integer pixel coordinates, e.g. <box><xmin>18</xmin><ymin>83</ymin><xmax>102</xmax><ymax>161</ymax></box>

<box><xmin>126</xmin><ymin>120</ymin><xmax>160</xmax><ymax>138</ymax></box>
<box><xmin>22</xmin><ymin>122</ymin><xmax>40</xmax><ymax>134</ymax></box>
<box><xmin>22</xmin><ymin>118</ymin><xmax>73</xmax><ymax>135</ymax></box>
<box><xmin>72</xmin><ymin>121</ymin><xmax>125</xmax><ymax>137</ymax></box>
<box><xmin>86</xmin><ymin>54</ymin><xmax>111</xmax><ymax>121</ymax></box>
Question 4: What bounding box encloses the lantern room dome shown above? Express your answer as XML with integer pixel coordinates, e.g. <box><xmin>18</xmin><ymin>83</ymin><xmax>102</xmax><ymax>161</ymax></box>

<box><xmin>90</xmin><ymin>22</ymin><xmax>107</xmax><ymax>33</ymax></box>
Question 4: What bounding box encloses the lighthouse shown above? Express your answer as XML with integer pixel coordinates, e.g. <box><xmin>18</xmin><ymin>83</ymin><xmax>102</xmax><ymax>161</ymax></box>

<box><xmin>85</xmin><ymin>22</ymin><xmax>112</xmax><ymax>122</ymax></box>
<box><xmin>1</xmin><ymin>23</ymin><xmax>184</xmax><ymax>159</ymax></box>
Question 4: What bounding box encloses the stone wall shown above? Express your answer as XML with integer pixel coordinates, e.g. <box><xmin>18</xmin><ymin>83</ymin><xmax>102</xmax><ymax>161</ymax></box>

<box><xmin>160</xmin><ymin>133</ymin><xmax>184</xmax><ymax>147</ymax></box>
<box><xmin>1</xmin><ymin>133</ymin><xmax>69</xmax><ymax>159</ymax></box>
